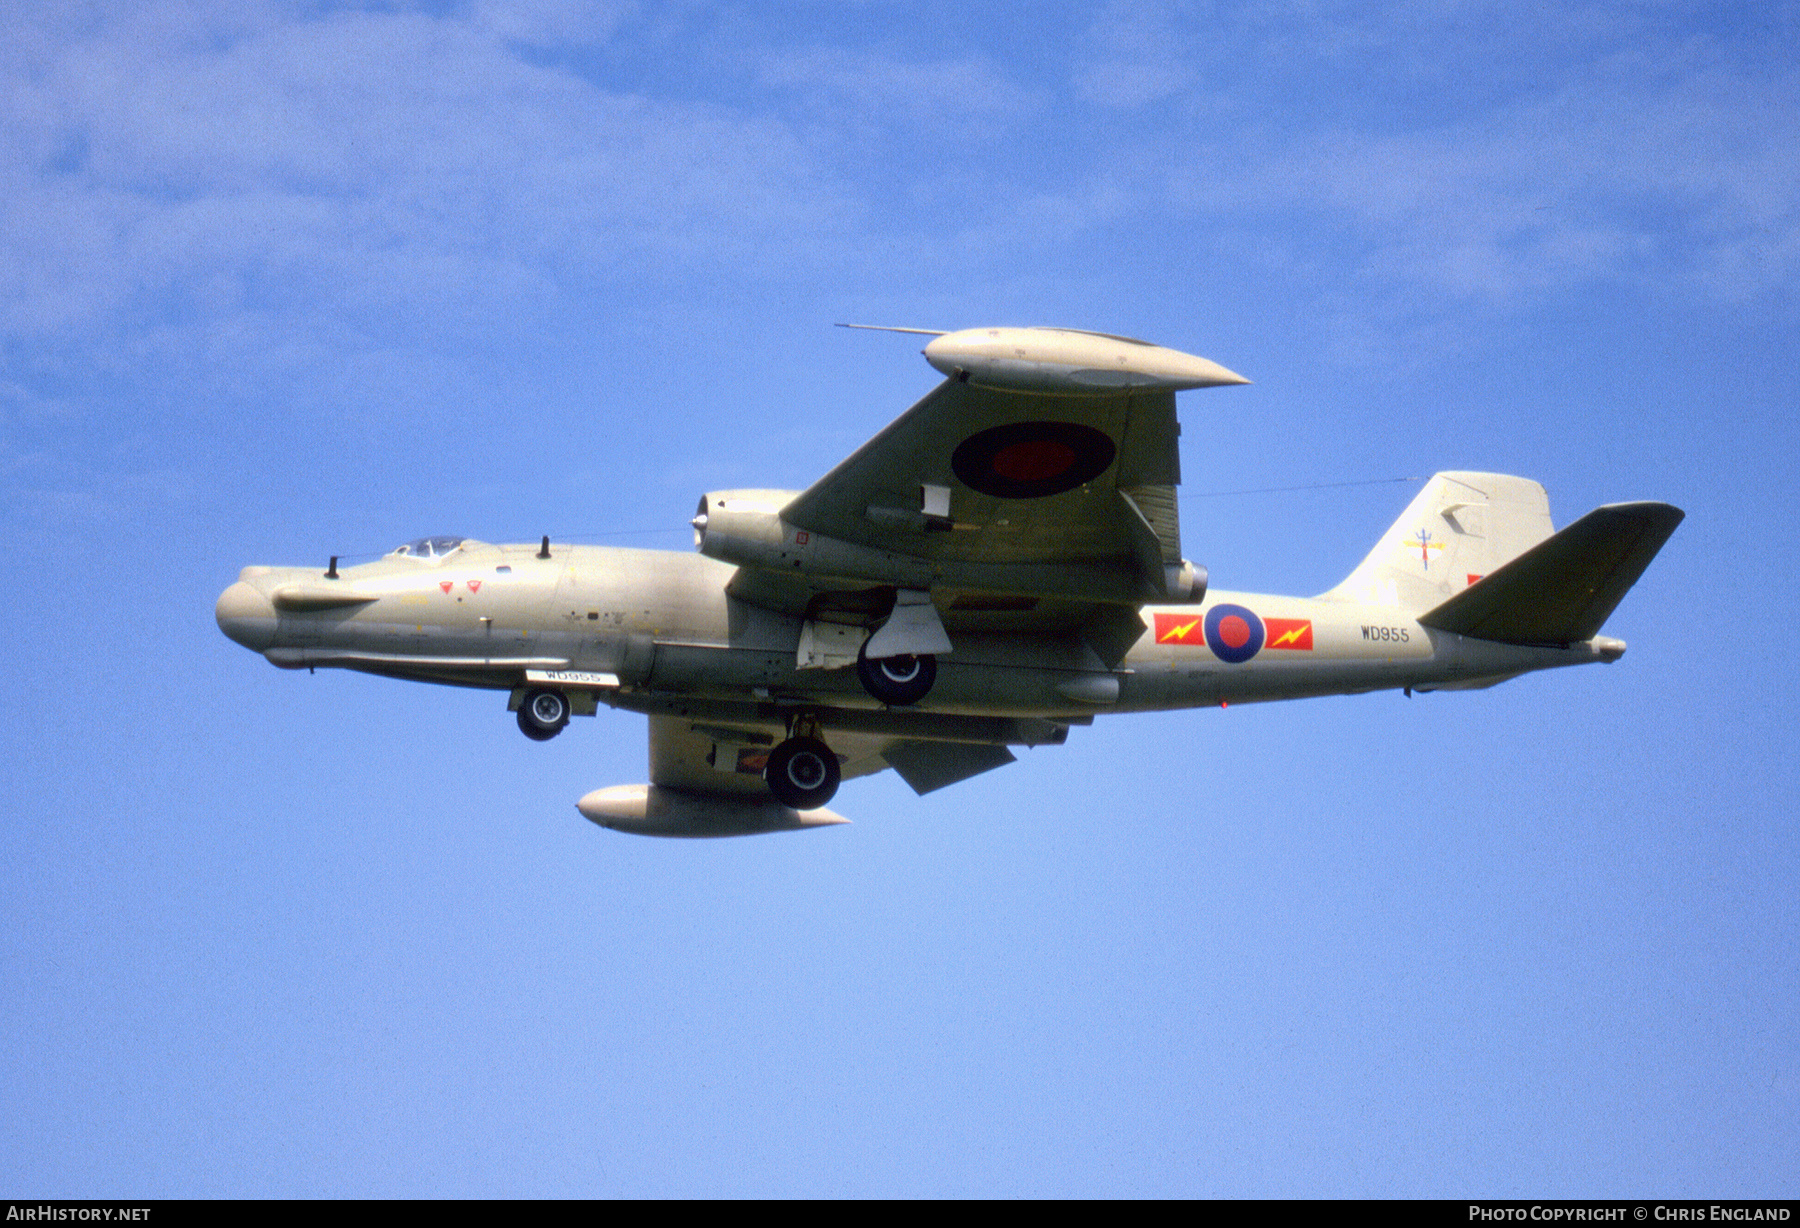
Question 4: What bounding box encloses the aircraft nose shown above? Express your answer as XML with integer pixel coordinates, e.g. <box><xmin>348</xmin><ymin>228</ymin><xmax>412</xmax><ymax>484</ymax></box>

<box><xmin>216</xmin><ymin>581</ymin><xmax>277</xmax><ymax>652</ymax></box>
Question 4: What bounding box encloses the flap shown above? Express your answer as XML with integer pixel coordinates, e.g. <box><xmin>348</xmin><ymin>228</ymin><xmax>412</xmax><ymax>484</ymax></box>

<box><xmin>883</xmin><ymin>740</ymin><xmax>1017</xmax><ymax>795</ymax></box>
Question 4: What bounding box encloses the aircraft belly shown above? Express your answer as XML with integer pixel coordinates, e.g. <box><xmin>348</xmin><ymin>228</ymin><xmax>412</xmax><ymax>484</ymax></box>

<box><xmin>626</xmin><ymin>640</ymin><xmax>1111</xmax><ymax>719</ymax></box>
<box><xmin>649</xmin><ymin>643</ymin><xmax>819</xmax><ymax>693</ymax></box>
<box><xmin>842</xmin><ymin>661</ymin><xmax>1100</xmax><ymax>716</ymax></box>
<box><xmin>1114</xmin><ymin>626</ymin><xmax>1602</xmax><ymax>711</ymax></box>
<box><xmin>1120</xmin><ymin>661</ymin><xmax>1431</xmax><ymax>709</ymax></box>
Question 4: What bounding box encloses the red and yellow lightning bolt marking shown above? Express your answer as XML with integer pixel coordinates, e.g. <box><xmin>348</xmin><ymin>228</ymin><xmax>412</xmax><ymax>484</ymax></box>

<box><xmin>1154</xmin><ymin>613</ymin><xmax>1204</xmax><ymax>644</ymax></box>
<box><xmin>1263</xmin><ymin>617</ymin><xmax>1313</xmax><ymax>650</ymax></box>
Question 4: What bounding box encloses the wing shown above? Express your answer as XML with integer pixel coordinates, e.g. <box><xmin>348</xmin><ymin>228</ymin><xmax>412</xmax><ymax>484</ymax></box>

<box><xmin>782</xmin><ymin>377</ymin><xmax>1187</xmax><ymax>603</ymax></box>
<box><xmin>647</xmin><ymin>713</ymin><xmax>1027</xmax><ymax>799</ymax></box>
<box><xmin>783</xmin><ymin>328</ymin><xmax>1244</xmax><ymax>606</ymax></box>
<box><xmin>649</xmin><ymin>714</ymin><xmax>892</xmax><ymax>797</ymax></box>
<box><xmin>698</xmin><ymin>327</ymin><xmax>1246</xmax><ymax>656</ymax></box>
<box><xmin>579</xmin><ymin>713</ymin><xmax>1033</xmax><ymax>836</ymax></box>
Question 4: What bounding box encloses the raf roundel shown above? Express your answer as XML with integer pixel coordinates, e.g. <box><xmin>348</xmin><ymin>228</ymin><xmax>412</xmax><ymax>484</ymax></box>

<box><xmin>950</xmin><ymin>421</ymin><xmax>1117</xmax><ymax>499</ymax></box>
<box><xmin>1205</xmin><ymin>603</ymin><xmax>1265</xmax><ymax>664</ymax></box>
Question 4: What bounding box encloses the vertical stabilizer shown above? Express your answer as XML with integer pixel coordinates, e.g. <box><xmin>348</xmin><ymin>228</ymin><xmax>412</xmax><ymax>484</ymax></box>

<box><xmin>1321</xmin><ymin>472</ymin><xmax>1554</xmax><ymax>612</ymax></box>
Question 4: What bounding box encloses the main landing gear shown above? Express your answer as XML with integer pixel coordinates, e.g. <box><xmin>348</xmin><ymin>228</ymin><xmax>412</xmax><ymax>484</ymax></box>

<box><xmin>856</xmin><ymin>641</ymin><xmax>936</xmax><ymax>706</ymax></box>
<box><xmin>516</xmin><ymin>687</ymin><xmax>570</xmax><ymax>741</ymax></box>
<box><xmin>763</xmin><ymin>714</ymin><xmax>842</xmax><ymax>810</ymax></box>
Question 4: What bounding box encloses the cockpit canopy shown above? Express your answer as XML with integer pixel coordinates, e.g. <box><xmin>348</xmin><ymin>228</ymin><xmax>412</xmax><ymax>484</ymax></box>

<box><xmin>390</xmin><ymin>536</ymin><xmax>467</xmax><ymax>559</ymax></box>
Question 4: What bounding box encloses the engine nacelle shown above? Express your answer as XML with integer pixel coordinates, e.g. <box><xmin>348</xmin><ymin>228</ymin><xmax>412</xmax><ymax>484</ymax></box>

<box><xmin>691</xmin><ymin>489</ymin><xmax>1201</xmax><ymax>606</ymax></box>
<box><xmin>692</xmin><ymin>490</ymin><xmax>792</xmax><ymax>560</ymax></box>
<box><xmin>691</xmin><ymin>490</ymin><xmax>934</xmax><ymax>588</ymax></box>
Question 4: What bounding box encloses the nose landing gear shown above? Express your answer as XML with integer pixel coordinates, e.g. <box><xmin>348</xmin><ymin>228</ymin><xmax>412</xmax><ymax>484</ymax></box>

<box><xmin>763</xmin><ymin>714</ymin><xmax>842</xmax><ymax>809</ymax></box>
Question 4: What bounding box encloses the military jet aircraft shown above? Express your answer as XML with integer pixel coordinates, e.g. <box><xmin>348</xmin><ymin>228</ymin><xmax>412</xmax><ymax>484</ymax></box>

<box><xmin>216</xmin><ymin>326</ymin><xmax>1682</xmax><ymax>837</ymax></box>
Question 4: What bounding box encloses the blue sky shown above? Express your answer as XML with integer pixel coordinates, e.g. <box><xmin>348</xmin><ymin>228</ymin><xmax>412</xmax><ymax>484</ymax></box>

<box><xmin>2</xmin><ymin>0</ymin><xmax>1795</xmax><ymax>1197</ymax></box>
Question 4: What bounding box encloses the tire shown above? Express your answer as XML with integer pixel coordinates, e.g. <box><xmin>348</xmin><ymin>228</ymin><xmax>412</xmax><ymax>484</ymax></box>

<box><xmin>763</xmin><ymin>736</ymin><xmax>841</xmax><ymax>810</ymax></box>
<box><xmin>517</xmin><ymin>688</ymin><xmax>569</xmax><ymax>741</ymax></box>
<box><xmin>856</xmin><ymin>644</ymin><xmax>937</xmax><ymax>705</ymax></box>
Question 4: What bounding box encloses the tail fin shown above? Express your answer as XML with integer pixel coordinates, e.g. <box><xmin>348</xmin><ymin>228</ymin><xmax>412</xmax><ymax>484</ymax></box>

<box><xmin>1418</xmin><ymin>502</ymin><xmax>1683</xmax><ymax>645</ymax></box>
<box><xmin>1321</xmin><ymin>472</ymin><xmax>1554</xmax><ymax>612</ymax></box>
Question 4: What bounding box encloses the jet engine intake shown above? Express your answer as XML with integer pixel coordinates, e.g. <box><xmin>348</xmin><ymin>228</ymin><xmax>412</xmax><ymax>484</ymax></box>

<box><xmin>1163</xmin><ymin>560</ymin><xmax>1208</xmax><ymax>604</ymax></box>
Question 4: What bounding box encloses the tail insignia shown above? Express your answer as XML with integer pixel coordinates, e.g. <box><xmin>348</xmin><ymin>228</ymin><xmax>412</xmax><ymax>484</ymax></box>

<box><xmin>1403</xmin><ymin>529</ymin><xmax>1447</xmax><ymax>569</ymax></box>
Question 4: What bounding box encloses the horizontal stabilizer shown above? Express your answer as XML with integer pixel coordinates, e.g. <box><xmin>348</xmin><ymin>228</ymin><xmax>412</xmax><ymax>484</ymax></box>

<box><xmin>1419</xmin><ymin>502</ymin><xmax>1684</xmax><ymax>645</ymax></box>
<box><xmin>884</xmin><ymin>740</ymin><xmax>1016</xmax><ymax>795</ymax></box>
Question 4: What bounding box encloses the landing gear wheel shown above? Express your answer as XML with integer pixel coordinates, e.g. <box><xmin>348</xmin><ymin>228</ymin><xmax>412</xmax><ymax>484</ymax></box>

<box><xmin>857</xmin><ymin>643</ymin><xmax>937</xmax><ymax>705</ymax></box>
<box><xmin>517</xmin><ymin>688</ymin><xmax>569</xmax><ymax>741</ymax></box>
<box><xmin>763</xmin><ymin>736</ymin><xmax>841</xmax><ymax>810</ymax></box>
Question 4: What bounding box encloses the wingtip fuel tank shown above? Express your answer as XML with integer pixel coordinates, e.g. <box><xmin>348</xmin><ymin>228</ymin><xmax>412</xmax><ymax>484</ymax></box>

<box><xmin>576</xmin><ymin>784</ymin><xmax>850</xmax><ymax>838</ymax></box>
<box><xmin>922</xmin><ymin>326</ymin><xmax>1249</xmax><ymax>394</ymax></box>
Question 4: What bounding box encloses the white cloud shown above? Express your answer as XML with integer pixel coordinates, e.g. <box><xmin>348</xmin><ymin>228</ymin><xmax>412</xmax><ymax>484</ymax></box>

<box><xmin>1158</xmin><ymin>59</ymin><xmax>1800</xmax><ymax>306</ymax></box>
<box><xmin>1</xmin><ymin>0</ymin><xmax>1793</xmax><ymax>389</ymax></box>
<box><xmin>758</xmin><ymin>46</ymin><xmax>1040</xmax><ymax>130</ymax></box>
<box><xmin>1072</xmin><ymin>0</ymin><xmax>1194</xmax><ymax>109</ymax></box>
<box><xmin>0</xmin><ymin>3</ymin><xmax>859</xmax><ymax>356</ymax></box>
<box><xmin>469</xmin><ymin>0</ymin><xmax>636</xmax><ymax>47</ymax></box>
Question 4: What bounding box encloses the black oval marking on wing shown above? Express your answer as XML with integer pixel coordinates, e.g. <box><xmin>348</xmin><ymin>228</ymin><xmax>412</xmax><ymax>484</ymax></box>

<box><xmin>950</xmin><ymin>421</ymin><xmax>1117</xmax><ymax>499</ymax></box>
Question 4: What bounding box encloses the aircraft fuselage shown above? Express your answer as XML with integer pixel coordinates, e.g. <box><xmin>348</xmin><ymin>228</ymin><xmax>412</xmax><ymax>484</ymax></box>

<box><xmin>217</xmin><ymin>539</ymin><xmax>1619</xmax><ymax>727</ymax></box>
